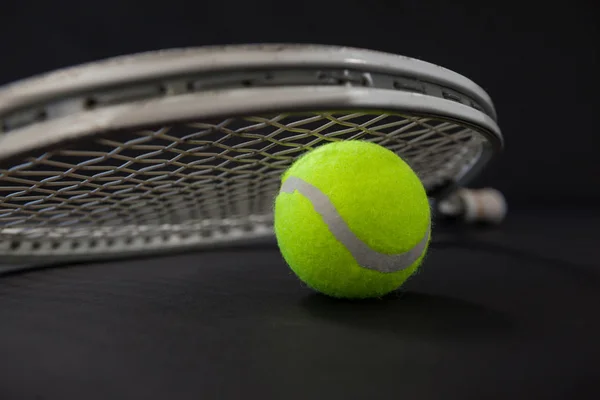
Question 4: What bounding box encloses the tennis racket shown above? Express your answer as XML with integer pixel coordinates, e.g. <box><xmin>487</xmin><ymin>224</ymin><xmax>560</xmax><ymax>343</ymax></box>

<box><xmin>0</xmin><ymin>44</ymin><xmax>503</xmax><ymax>264</ymax></box>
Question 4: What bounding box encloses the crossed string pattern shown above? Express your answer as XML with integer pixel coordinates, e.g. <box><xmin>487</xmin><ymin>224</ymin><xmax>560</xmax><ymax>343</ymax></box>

<box><xmin>0</xmin><ymin>112</ymin><xmax>482</xmax><ymax>239</ymax></box>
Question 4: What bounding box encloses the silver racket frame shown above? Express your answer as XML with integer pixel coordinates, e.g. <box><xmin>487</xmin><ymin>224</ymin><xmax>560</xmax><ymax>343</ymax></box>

<box><xmin>0</xmin><ymin>44</ymin><xmax>503</xmax><ymax>263</ymax></box>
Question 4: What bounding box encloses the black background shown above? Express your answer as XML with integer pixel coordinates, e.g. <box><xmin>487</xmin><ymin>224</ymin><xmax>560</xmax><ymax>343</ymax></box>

<box><xmin>1</xmin><ymin>1</ymin><xmax>599</xmax><ymax>400</ymax></box>
<box><xmin>1</xmin><ymin>0</ymin><xmax>599</xmax><ymax>208</ymax></box>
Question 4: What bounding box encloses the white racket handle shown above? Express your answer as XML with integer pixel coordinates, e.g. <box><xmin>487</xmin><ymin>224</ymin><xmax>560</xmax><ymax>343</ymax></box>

<box><xmin>437</xmin><ymin>188</ymin><xmax>507</xmax><ymax>224</ymax></box>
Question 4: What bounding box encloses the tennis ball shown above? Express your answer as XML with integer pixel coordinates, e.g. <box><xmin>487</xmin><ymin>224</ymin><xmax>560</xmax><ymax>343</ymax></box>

<box><xmin>274</xmin><ymin>140</ymin><xmax>431</xmax><ymax>299</ymax></box>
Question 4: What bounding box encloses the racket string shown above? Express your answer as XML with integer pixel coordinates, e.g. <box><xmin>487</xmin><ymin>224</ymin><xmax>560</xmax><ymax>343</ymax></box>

<box><xmin>1</xmin><ymin>112</ymin><xmax>483</xmax><ymax>240</ymax></box>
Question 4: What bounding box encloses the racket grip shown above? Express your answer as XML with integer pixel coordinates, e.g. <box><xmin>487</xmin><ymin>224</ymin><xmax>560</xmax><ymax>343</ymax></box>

<box><xmin>437</xmin><ymin>188</ymin><xmax>507</xmax><ymax>224</ymax></box>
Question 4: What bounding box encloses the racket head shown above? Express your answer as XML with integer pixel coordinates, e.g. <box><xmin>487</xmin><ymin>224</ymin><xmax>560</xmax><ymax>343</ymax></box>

<box><xmin>0</xmin><ymin>44</ymin><xmax>502</xmax><ymax>263</ymax></box>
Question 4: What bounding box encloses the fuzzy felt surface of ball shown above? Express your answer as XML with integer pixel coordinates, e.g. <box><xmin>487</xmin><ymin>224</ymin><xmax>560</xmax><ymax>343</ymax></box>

<box><xmin>274</xmin><ymin>140</ymin><xmax>431</xmax><ymax>299</ymax></box>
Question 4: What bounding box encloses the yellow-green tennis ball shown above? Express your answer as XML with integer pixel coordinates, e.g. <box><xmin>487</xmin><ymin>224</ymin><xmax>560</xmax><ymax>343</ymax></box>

<box><xmin>274</xmin><ymin>140</ymin><xmax>431</xmax><ymax>299</ymax></box>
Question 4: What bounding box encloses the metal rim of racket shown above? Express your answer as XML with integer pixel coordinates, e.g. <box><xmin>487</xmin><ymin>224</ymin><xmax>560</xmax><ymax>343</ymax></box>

<box><xmin>0</xmin><ymin>44</ymin><xmax>503</xmax><ymax>263</ymax></box>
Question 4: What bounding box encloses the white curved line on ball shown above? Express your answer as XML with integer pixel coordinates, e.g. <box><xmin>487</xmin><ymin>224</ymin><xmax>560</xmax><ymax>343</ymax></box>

<box><xmin>280</xmin><ymin>176</ymin><xmax>430</xmax><ymax>273</ymax></box>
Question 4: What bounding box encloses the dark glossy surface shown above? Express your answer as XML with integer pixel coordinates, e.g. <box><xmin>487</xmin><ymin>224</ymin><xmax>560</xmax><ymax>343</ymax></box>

<box><xmin>0</xmin><ymin>212</ymin><xmax>598</xmax><ymax>399</ymax></box>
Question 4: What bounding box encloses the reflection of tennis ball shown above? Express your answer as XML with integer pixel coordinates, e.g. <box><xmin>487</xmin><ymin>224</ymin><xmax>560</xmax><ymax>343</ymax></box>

<box><xmin>274</xmin><ymin>140</ymin><xmax>431</xmax><ymax>299</ymax></box>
